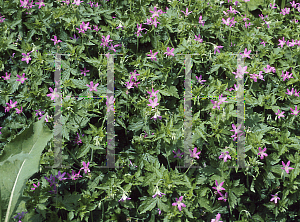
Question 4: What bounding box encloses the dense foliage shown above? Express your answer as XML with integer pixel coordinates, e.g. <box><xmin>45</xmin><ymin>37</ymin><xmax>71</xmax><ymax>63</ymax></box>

<box><xmin>1</xmin><ymin>0</ymin><xmax>300</xmax><ymax>221</ymax></box>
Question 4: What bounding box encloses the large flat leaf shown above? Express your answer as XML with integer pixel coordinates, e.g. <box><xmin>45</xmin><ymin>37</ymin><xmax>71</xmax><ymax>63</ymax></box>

<box><xmin>0</xmin><ymin>114</ymin><xmax>53</xmax><ymax>222</ymax></box>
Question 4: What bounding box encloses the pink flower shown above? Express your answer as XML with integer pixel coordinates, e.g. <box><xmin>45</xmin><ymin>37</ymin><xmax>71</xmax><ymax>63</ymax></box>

<box><xmin>198</xmin><ymin>15</ymin><xmax>205</xmax><ymax>26</ymax></box>
<box><xmin>70</xmin><ymin>33</ymin><xmax>79</xmax><ymax>40</ymax></box>
<box><xmin>294</xmin><ymin>89</ymin><xmax>299</xmax><ymax>97</ymax></box>
<box><xmin>217</xmin><ymin>94</ymin><xmax>228</xmax><ymax>105</ymax></box>
<box><xmin>222</xmin><ymin>17</ymin><xmax>231</xmax><ymax>26</ymax></box>
<box><xmin>147</xmin><ymin>88</ymin><xmax>159</xmax><ymax>98</ymax></box>
<box><xmin>144</xmin><ymin>18</ymin><xmax>153</xmax><ymax>25</ymax></box>
<box><xmin>281</xmin><ymin>71</ymin><xmax>293</xmax><ymax>81</ymax></box>
<box><xmin>4</xmin><ymin>100</ymin><xmax>17</xmax><ymax>112</ymax></box>
<box><xmin>172</xmin><ymin>196</ymin><xmax>186</xmax><ymax>211</ymax></box>
<box><xmin>278</xmin><ymin>37</ymin><xmax>286</xmax><ymax>48</ymax></box>
<box><xmin>181</xmin><ymin>7</ymin><xmax>192</xmax><ymax>17</ymax></box>
<box><xmin>47</xmin><ymin>87</ymin><xmax>60</xmax><ymax>101</ymax></box>
<box><xmin>147</xmin><ymin>50</ymin><xmax>159</xmax><ymax>61</ymax></box>
<box><xmin>211</xmin><ymin>100</ymin><xmax>220</xmax><ymax>110</ymax></box>
<box><xmin>80</xmin><ymin>67</ymin><xmax>90</xmax><ymax>76</ymax></box>
<box><xmin>108</xmin><ymin>43</ymin><xmax>120</xmax><ymax>52</ymax></box>
<box><xmin>106</xmin><ymin>96</ymin><xmax>115</xmax><ymax>112</ymax></box>
<box><xmin>101</xmin><ymin>35</ymin><xmax>113</xmax><ymax>48</ymax></box>
<box><xmin>35</xmin><ymin>0</ymin><xmax>45</xmax><ymax>8</ymax></box>
<box><xmin>211</xmin><ymin>213</ymin><xmax>223</xmax><ymax>222</ymax></box>
<box><xmin>157</xmin><ymin>208</ymin><xmax>161</xmax><ymax>215</ymax></box>
<box><xmin>269</xmin><ymin>3</ymin><xmax>277</xmax><ymax>9</ymax></box>
<box><xmin>93</xmin><ymin>25</ymin><xmax>100</xmax><ymax>31</ymax></box>
<box><xmin>260</xmin><ymin>41</ymin><xmax>266</xmax><ymax>46</ymax></box>
<box><xmin>232</xmin><ymin>65</ymin><xmax>249</xmax><ymax>79</ymax></box>
<box><xmin>173</xmin><ymin>149</ymin><xmax>184</xmax><ymax>158</ymax></box>
<box><xmin>230</xmin><ymin>123</ymin><xmax>243</xmax><ymax>135</ymax></box>
<box><xmin>86</xmin><ymin>81</ymin><xmax>99</xmax><ymax>92</ymax></box>
<box><xmin>194</xmin><ymin>34</ymin><xmax>203</xmax><ymax>43</ymax></box>
<box><xmin>31</xmin><ymin>182</ymin><xmax>40</xmax><ymax>191</ymax></box>
<box><xmin>51</xmin><ymin>35</ymin><xmax>62</xmax><ymax>45</ymax></box>
<box><xmin>125</xmin><ymin>80</ymin><xmax>135</xmax><ymax>90</ymax></box>
<box><xmin>0</xmin><ymin>127</ymin><xmax>2</xmax><ymax>134</ymax></box>
<box><xmin>286</xmin><ymin>88</ymin><xmax>294</xmax><ymax>96</ymax></box>
<box><xmin>72</xmin><ymin>0</ymin><xmax>83</xmax><ymax>6</ymax></box>
<box><xmin>151</xmin><ymin>17</ymin><xmax>160</xmax><ymax>28</ymax></box>
<box><xmin>270</xmin><ymin>193</ymin><xmax>280</xmax><ymax>204</ymax></box>
<box><xmin>219</xmin><ymin>151</ymin><xmax>231</xmax><ymax>162</ymax></box>
<box><xmin>258</xmin><ymin>147</ymin><xmax>268</xmax><ymax>159</ymax></box>
<box><xmin>16</xmin><ymin>73</ymin><xmax>28</xmax><ymax>84</ymax></box>
<box><xmin>290</xmin><ymin>105</ymin><xmax>299</xmax><ymax>116</ymax></box>
<box><xmin>164</xmin><ymin>47</ymin><xmax>175</xmax><ymax>57</ymax></box>
<box><xmin>15</xmin><ymin>106</ymin><xmax>23</xmax><ymax>114</ymax></box>
<box><xmin>130</xmin><ymin>70</ymin><xmax>140</xmax><ymax>82</ymax></box>
<box><xmin>80</xmin><ymin>161</ymin><xmax>90</xmax><ymax>174</ymax></box>
<box><xmin>214</xmin><ymin>45</ymin><xmax>223</xmax><ymax>54</ymax></box>
<box><xmin>249</xmin><ymin>73</ymin><xmax>258</xmax><ymax>82</ymax></box>
<box><xmin>151</xmin><ymin>113</ymin><xmax>162</xmax><ymax>121</ymax></box>
<box><xmin>275</xmin><ymin>109</ymin><xmax>285</xmax><ymax>119</ymax></box>
<box><xmin>282</xmin><ymin>160</ymin><xmax>294</xmax><ymax>174</ymax></box>
<box><xmin>62</xmin><ymin>0</ymin><xmax>71</xmax><ymax>5</ymax></box>
<box><xmin>257</xmin><ymin>71</ymin><xmax>265</xmax><ymax>81</ymax></box>
<box><xmin>231</xmin><ymin>132</ymin><xmax>244</xmax><ymax>141</ymax></box>
<box><xmin>135</xmin><ymin>24</ymin><xmax>145</xmax><ymax>37</ymax></box>
<box><xmin>149</xmin><ymin>6</ymin><xmax>163</xmax><ymax>18</ymax></box>
<box><xmin>264</xmin><ymin>64</ymin><xmax>276</xmax><ymax>73</ymax></box>
<box><xmin>196</xmin><ymin>75</ymin><xmax>206</xmax><ymax>84</ymax></box>
<box><xmin>147</xmin><ymin>97</ymin><xmax>159</xmax><ymax>108</ymax></box>
<box><xmin>189</xmin><ymin>147</ymin><xmax>201</xmax><ymax>159</ymax></box>
<box><xmin>76</xmin><ymin>24</ymin><xmax>85</xmax><ymax>34</ymax></box>
<box><xmin>218</xmin><ymin>192</ymin><xmax>228</xmax><ymax>202</ymax></box>
<box><xmin>240</xmin><ymin>48</ymin><xmax>251</xmax><ymax>58</ymax></box>
<box><xmin>81</xmin><ymin>21</ymin><xmax>91</xmax><ymax>31</ymax></box>
<box><xmin>21</xmin><ymin>52</ymin><xmax>31</xmax><ymax>64</ymax></box>
<box><xmin>1</xmin><ymin>72</ymin><xmax>11</xmax><ymax>80</ymax></box>
<box><xmin>67</xmin><ymin>170</ymin><xmax>82</xmax><ymax>180</ymax></box>
<box><xmin>212</xmin><ymin>180</ymin><xmax>226</xmax><ymax>195</ymax></box>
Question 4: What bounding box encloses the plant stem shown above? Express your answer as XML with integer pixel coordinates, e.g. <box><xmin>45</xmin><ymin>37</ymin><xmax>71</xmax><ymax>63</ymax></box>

<box><xmin>137</xmin><ymin>36</ymin><xmax>139</xmax><ymax>54</ymax></box>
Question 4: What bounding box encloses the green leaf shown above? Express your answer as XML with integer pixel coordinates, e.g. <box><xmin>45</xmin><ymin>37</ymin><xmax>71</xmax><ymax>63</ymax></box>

<box><xmin>183</xmin><ymin>207</ymin><xmax>194</xmax><ymax>218</ymax></box>
<box><xmin>0</xmin><ymin>115</ymin><xmax>53</xmax><ymax>222</ymax></box>
<box><xmin>139</xmin><ymin>198</ymin><xmax>157</xmax><ymax>214</ymax></box>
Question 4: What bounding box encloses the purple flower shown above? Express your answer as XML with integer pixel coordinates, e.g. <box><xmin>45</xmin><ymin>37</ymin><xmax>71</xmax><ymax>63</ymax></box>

<box><xmin>189</xmin><ymin>147</ymin><xmax>201</xmax><ymax>159</ymax></box>
<box><xmin>86</xmin><ymin>81</ymin><xmax>99</xmax><ymax>92</ymax></box>
<box><xmin>278</xmin><ymin>37</ymin><xmax>286</xmax><ymax>48</ymax></box>
<box><xmin>218</xmin><ymin>192</ymin><xmax>228</xmax><ymax>202</ymax></box>
<box><xmin>152</xmin><ymin>188</ymin><xmax>166</xmax><ymax>198</ymax></box>
<box><xmin>47</xmin><ymin>87</ymin><xmax>60</xmax><ymax>101</ymax></box>
<box><xmin>194</xmin><ymin>34</ymin><xmax>203</xmax><ymax>43</ymax></box>
<box><xmin>67</xmin><ymin>170</ymin><xmax>82</xmax><ymax>180</ymax></box>
<box><xmin>81</xmin><ymin>21</ymin><xmax>91</xmax><ymax>31</ymax></box>
<box><xmin>151</xmin><ymin>113</ymin><xmax>162</xmax><ymax>120</ymax></box>
<box><xmin>281</xmin><ymin>71</ymin><xmax>293</xmax><ymax>81</ymax></box>
<box><xmin>80</xmin><ymin>67</ymin><xmax>90</xmax><ymax>76</ymax></box>
<box><xmin>70</xmin><ymin>33</ymin><xmax>79</xmax><ymax>40</ymax></box>
<box><xmin>74</xmin><ymin>132</ymin><xmax>84</xmax><ymax>144</ymax></box>
<box><xmin>35</xmin><ymin>0</ymin><xmax>45</xmax><ymax>9</ymax></box>
<box><xmin>151</xmin><ymin>17</ymin><xmax>160</xmax><ymax>28</ymax></box>
<box><xmin>217</xmin><ymin>94</ymin><xmax>228</xmax><ymax>105</ymax></box>
<box><xmin>118</xmin><ymin>193</ymin><xmax>131</xmax><ymax>202</ymax></box>
<box><xmin>125</xmin><ymin>80</ymin><xmax>135</xmax><ymax>90</ymax></box>
<box><xmin>275</xmin><ymin>109</ymin><xmax>285</xmax><ymax>119</ymax></box>
<box><xmin>173</xmin><ymin>149</ymin><xmax>184</xmax><ymax>159</ymax></box>
<box><xmin>195</xmin><ymin>75</ymin><xmax>206</xmax><ymax>84</ymax></box>
<box><xmin>212</xmin><ymin>180</ymin><xmax>226</xmax><ymax>195</ymax></box>
<box><xmin>1</xmin><ymin>72</ymin><xmax>11</xmax><ymax>80</ymax></box>
<box><xmin>219</xmin><ymin>151</ymin><xmax>231</xmax><ymax>162</ymax></box>
<box><xmin>270</xmin><ymin>193</ymin><xmax>280</xmax><ymax>204</ymax></box>
<box><xmin>258</xmin><ymin>147</ymin><xmax>268</xmax><ymax>159</ymax></box>
<box><xmin>130</xmin><ymin>70</ymin><xmax>140</xmax><ymax>82</ymax></box>
<box><xmin>76</xmin><ymin>24</ymin><xmax>85</xmax><ymax>34</ymax></box>
<box><xmin>21</xmin><ymin>52</ymin><xmax>31</xmax><ymax>64</ymax></box>
<box><xmin>80</xmin><ymin>161</ymin><xmax>90</xmax><ymax>174</ymax></box>
<box><xmin>45</xmin><ymin>174</ymin><xmax>57</xmax><ymax>187</ymax></box>
<box><xmin>147</xmin><ymin>97</ymin><xmax>159</xmax><ymax>108</ymax></box>
<box><xmin>93</xmin><ymin>25</ymin><xmax>101</xmax><ymax>31</ymax></box>
<box><xmin>56</xmin><ymin>171</ymin><xmax>67</xmax><ymax>181</ymax></box>
<box><xmin>281</xmin><ymin>161</ymin><xmax>294</xmax><ymax>174</ymax></box>
<box><xmin>144</xmin><ymin>18</ymin><xmax>153</xmax><ymax>25</ymax></box>
<box><xmin>4</xmin><ymin>100</ymin><xmax>18</xmax><ymax>112</ymax></box>
<box><xmin>14</xmin><ymin>211</ymin><xmax>28</xmax><ymax>221</ymax></box>
<box><xmin>35</xmin><ymin>109</ymin><xmax>45</xmax><ymax>117</ymax></box>
<box><xmin>62</xmin><ymin>0</ymin><xmax>71</xmax><ymax>5</ymax></box>
<box><xmin>211</xmin><ymin>100</ymin><xmax>220</xmax><ymax>110</ymax></box>
<box><xmin>108</xmin><ymin>43</ymin><xmax>120</xmax><ymax>52</ymax></box>
<box><xmin>16</xmin><ymin>73</ymin><xmax>28</xmax><ymax>84</ymax></box>
<box><xmin>172</xmin><ymin>196</ymin><xmax>186</xmax><ymax>211</ymax></box>
<box><xmin>211</xmin><ymin>213</ymin><xmax>223</xmax><ymax>222</ymax></box>
<box><xmin>147</xmin><ymin>50</ymin><xmax>159</xmax><ymax>61</ymax></box>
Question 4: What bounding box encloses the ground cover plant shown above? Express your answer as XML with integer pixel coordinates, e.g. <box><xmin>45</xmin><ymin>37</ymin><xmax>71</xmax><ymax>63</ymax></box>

<box><xmin>0</xmin><ymin>0</ymin><xmax>300</xmax><ymax>221</ymax></box>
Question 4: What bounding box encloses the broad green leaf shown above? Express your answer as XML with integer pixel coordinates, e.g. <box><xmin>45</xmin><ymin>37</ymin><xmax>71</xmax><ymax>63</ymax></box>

<box><xmin>0</xmin><ymin>115</ymin><xmax>53</xmax><ymax>222</ymax></box>
<box><xmin>139</xmin><ymin>198</ymin><xmax>157</xmax><ymax>214</ymax></box>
